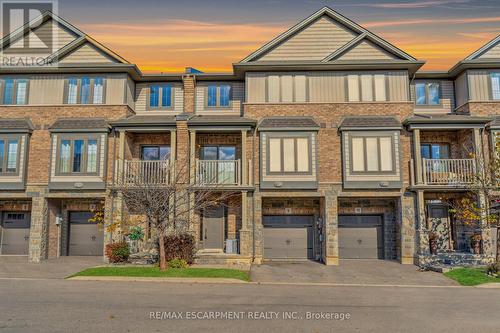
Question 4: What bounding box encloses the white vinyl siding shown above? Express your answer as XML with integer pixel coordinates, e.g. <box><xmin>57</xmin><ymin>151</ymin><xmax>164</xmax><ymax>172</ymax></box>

<box><xmin>348</xmin><ymin>75</ymin><xmax>359</xmax><ymax>102</ymax></box>
<box><xmin>294</xmin><ymin>75</ymin><xmax>307</xmax><ymax>102</ymax></box>
<box><xmin>268</xmin><ymin>75</ymin><xmax>280</xmax><ymax>103</ymax></box>
<box><xmin>361</xmin><ymin>75</ymin><xmax>373</xmax><ymax>102</ymax></box>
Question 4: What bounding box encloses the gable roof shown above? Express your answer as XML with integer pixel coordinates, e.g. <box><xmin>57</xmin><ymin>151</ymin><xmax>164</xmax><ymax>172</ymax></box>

<box><xmin>240</xmin><ymin>6</ymin><xmax>417</xmax><ymax>64</ymax></box>
<box><xmin>0</xmin><ymin>10</ymin><xmax>129</xmax><ymax>65</ymax></box>
<box><xmin>464</xmin><ymin>35</ymin><xmax>500</xmax><ymax>61</ymax></box>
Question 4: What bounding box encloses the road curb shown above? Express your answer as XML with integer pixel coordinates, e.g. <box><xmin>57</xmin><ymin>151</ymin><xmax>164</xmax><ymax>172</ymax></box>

<box><xmin>67</xmin><ymin>276</ymin><xmax>248</xmax><ymax>284</ymax></box>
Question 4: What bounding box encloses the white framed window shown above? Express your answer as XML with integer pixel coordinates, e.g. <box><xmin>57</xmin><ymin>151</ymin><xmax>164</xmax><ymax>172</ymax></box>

<box><xmin>206</xmin><ymin>84</ymin><xmax>232</xmax><ymax>108</ymax></box>
<box><xmin>149</xmin><ymin>84</ymin><xmax>173</xmax><ymax>109</ymax></box>
<box><xmin>491</xmin><ymin>73</ymin><xmax>500</xmax><ymax>100</ymax></box>
<box><xmin>347</xmin><ymin>74</ymin><xmax>387</xmax><ymax>102</ymax></box>
<box><xmin>268</xmin><ymin>136</ymin><xmax>310</xmax><ymax>173</ymax></box>
<box><xmin>57</xmin><ymin>136</ymin><xmax>100</xmax><ymax>175</ymax></box>
<box><xmin>0</xmin><ymin>79</ymin><xmax>29</xmax><ymax>105</ymax></box>
<box><xmin>65</xmin><ymin>77</ymin><xmax>106</xmax><ymax>104</ymax></box>
<box><xmin>0</xmin><ymin>137</ymin><xmax>20</xmax><ymax>174</ymax></box>
<box><xmin>350</xmin><ymin>135</ymin><xmax>394</xmax><ymax>173</ymax></box>
<box><xmin>415</xmin><ymin>81</ymin><xmax>440</xmax><ymax>105</ymax></box>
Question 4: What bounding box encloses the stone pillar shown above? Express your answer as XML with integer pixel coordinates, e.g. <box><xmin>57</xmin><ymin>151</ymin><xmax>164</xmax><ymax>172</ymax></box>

<box><xmin>400</xmin><ymin>192</ymin><xmax>416</xmax><ymax>264</ymax></box>
<box><xmin>251</xmin><ymin>192</ymin><xmax>263</xmax><ymax>264</ymax></box>
<box><xmin>415</xmin><ymin>190</ymin><xmax>429</xmax><ymax>265</ymax></box>
<box><xmin>239</xmin><ymin>191</ymin><xmax>252</xmax><ymax>257</ymax></box>
<box><xmin>323</xmin><ymin>191</ymin><xmax>338</xmax><ymax>265</ymax></box>
<box><xmin>28</xmin><ymin>194</ymin><xmax>49</xmax><ymax>263</ymax></box>
<box><xmin>413</xmin><ymin>129</ymin><xmax>423</xmax><ymax>185</ymax></box>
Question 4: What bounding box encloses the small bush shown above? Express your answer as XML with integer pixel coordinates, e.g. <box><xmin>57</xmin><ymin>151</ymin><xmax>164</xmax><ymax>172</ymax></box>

<box><xmin>168</xmin><ymin>258</ymin><xmax>189</xmax><ymax>269</ymax></box>
<box><xmin>128</xmin><ymin>226</ymin><xmax>144</xmax><ymax>241</ymax></box>
<box><xmin>486</xmin><ymin>263</ymin><xmax>499</xmax><ymax>276</ymax></box>
<box><xmin>105</xmin><ymin>242</ymin><xmax>130</xmax><ymax>263</ymax></box>
<box><xmin>164</xmin><ymin>234</ymin><xmax>195</xmax><ymax>264</ymax></box>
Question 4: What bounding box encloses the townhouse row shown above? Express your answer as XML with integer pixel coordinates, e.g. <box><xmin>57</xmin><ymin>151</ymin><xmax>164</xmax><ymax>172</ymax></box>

<box><xmin>0</xmin><ymin>7</ymin><xmax>499</xmax><ymax>266</ymax></box>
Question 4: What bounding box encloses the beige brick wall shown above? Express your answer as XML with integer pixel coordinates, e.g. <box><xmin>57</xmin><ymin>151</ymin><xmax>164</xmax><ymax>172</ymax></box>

<box><xmin>244</xmin><ymin>102</ymin><xmax>414</xmax><ymax>185</ymax></box>
<box><xmin>0</xmin><ymin>105</ymin><xmax>130</xmax><ymax>184</ymax></box>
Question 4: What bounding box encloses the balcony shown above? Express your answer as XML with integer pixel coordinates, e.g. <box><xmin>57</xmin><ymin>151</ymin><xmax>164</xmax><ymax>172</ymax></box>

<box><xmin>195</xmin><ymin>159</ymin><xmax>251</xmax><ymax>187</ymax></box>
<box><xmin>414</xmin><ymin>158</ymin><xmax>476</xmax><ymax>186</ymax></box>
<box><xmin>116</xmin><ymin>160</ymin><xmax>172</xmax><ymax>187</ymax></box>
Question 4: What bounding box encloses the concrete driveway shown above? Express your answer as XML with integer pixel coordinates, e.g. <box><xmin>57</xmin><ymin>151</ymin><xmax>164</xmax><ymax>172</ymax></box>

<box><xmin>0</xmin><ymin>256</ymin><xmax>103</xmax><ymax>279</ymax></box>
<box><xmin>250</xmin><ymin>260</ymin><xmax>457</xmax><ymax>286</ymax></box>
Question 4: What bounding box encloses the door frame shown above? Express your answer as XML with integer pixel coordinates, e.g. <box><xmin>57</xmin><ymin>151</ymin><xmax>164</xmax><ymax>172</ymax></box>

<box><xmin>338</xmin><ymin>214</ymin><xmax>385</xmax><ymax>259</ymax></box>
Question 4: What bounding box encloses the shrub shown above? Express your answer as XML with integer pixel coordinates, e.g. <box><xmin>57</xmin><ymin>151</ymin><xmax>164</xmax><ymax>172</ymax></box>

<box><xmin>486</xmin><ymin>263</ymin><xmax>499</xmax><ymax>276</ymax></box>
<box><xmin>164</xmin><ymin>234</ymin><xmax>195</xmax><ymax>264</ymax></box>
<box><xmin>128</xmin><ymin>226</ymin><xmax>144</xmax><ymax>241</ymax></box>
<box><xmin>105</xmin><ymin>242</ymin><xmax>130</xmax><ymax>263</ymax></box>
<box><xmin>168</xmin><ymin>258</ymin><xmax>189</xmax><ymax>269</ymax></box>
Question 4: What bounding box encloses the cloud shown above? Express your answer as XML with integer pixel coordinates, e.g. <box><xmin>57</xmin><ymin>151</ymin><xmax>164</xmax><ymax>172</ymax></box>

<box><xmin>367</xmin><ymin>0</ymin><xmax>470</xmax><ymax>9</ymax></box>
<box><xmin>363</xmin><ymin>16</ymin><xmax>500</xmax><ymax>28</ymax></box>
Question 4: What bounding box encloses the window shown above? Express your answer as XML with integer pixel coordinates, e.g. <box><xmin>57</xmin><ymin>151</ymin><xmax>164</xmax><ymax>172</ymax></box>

<box><xmin>415</xmin><ymin>82</ymin><xmax>440</xmax><ymax>105</ymax></box>
<box><xmin>57</xmin><ymin>137</ymin><xmax>99</xmax><ymax>174</ymax></box>
<box><xmin>266</xmin><ymin>74</ymin><xmax>307</xmax><ymax>103</ymax></box>
<box><xmin>206</xmin><ymin>84</ymin><xmax>232</xmax><ymax>108</ymax></box>
<box><xmin>351</xmin><ymin>136</ymin><xmax>394</xmax><ymax>173</ymax></box>
<box><xmin>420</xmin><ymin>143</ymin><xmax>450</xmax><ymax>159</ymax></box>
<box><xmin>200</xmin><ymin>146</ymin><xmax>236</xmax><ymax>161</ymax></box>
<box><xmin>65</xmin><ymin>77</ymin><xmax>105</xmax><ymax>104</ymax></box>
<box><xmin>347</xmin><ymin>74</ymin><xmax>387</xmax><ymax>102</ymax></box>
<box><xmin>268</xmin><ymin>137</ymin><xmax>310</xmax><ymax>173</ymax></box>
<box><xmin>0</xmin><ymin>137</ymin><xmax>19</xmax><ymax>174</ymax></box>
<box><xmin>149</xmin><ymin>84</ymin><xmax>172</xmax><ymax>109</ymax></box>
<box><xmin>0</xmin><ymin>79</ymin><xmax>28</xmax><ymax>105</ymax></box>
<box><xmin>141</xmin><ymin>145</ymin><xmax>171</xmax><ymax>160</ymax></box>
<box><xmin>491</xmin><ymin>73</ymin><xmax>500</xmax><ymax>100</ymax></box>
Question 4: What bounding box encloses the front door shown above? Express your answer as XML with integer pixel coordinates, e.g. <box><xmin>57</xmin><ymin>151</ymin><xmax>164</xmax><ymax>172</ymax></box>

<box><xmin>0</xmin><ymin>212</ymin><xmax>31</xmax><ymax>255</ymax></box>
<box><xmin>203</xmin><ymin>207</ymin><xmax>224</xmax><ymax>250</ymax></box>
<box><xmin>68</xmin><ymin>211</ymin><xmax>103</xmax><ymax>256</ymax></box>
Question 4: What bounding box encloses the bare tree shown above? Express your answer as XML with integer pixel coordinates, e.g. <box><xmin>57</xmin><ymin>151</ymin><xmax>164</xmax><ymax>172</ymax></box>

<box><xmin>114</xmin><ymin>158</ymin><xmax>238</xmax><ymax>270</ymax></box>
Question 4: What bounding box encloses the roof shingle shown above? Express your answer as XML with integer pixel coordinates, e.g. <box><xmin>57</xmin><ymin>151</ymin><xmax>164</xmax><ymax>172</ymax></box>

<box><xmin>340</xmin><ymin>116</ymin><xmax>401</xmax><ymax>129</ymax></box>
<box><xmin>259</xmin><ymin>117</ymin><xmax>319</xmax><ymax>130</ymax></box>
<box><xmin>0</xmin><ymin>118</ymin><xmax>34</xmax><ymax>132</ymax></box>
<box><xmin>49</xmin><ymin>118</ymin><xmax>109</xmax><ymax>131</ymax></box>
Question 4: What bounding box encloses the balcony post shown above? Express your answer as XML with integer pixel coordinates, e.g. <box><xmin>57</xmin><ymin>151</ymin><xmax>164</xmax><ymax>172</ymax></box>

<box><xmin>241</xmin><ymin>129</ymin><xmax>247</xmax><ymax>186</ymax></box>
<box><xmin>189</xmin><ymin>130</ymin><xmax>196</xmax><ymax>184</ymax></box>
<box><xmin>170</xmin><ymin>129</ymin><xmax>176</xmax><ymax>183</ymax></box>
<box><xmin>412</xmin><ymin>129</ymin><xmax>423</xmax><ymax>185</ymax></box>
<box><xmin>118</xmin><ymin>129</ymin><xmax>126</xmax><ymax>184</ymax></box>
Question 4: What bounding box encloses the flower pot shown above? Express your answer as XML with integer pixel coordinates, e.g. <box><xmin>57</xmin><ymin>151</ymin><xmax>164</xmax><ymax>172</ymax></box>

<box><xmin>471</xmin><ymin>240</ymin><xmax>481</xmax><ymax>255</ymax></box>
<box><xmin>429</xmin><ymin>239</ymin><xmax>438</xmax><ymax>255</ymax></box>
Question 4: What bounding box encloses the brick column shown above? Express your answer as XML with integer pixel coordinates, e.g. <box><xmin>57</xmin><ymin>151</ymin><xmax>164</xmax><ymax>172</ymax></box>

<box><xmin>413</xmin><ymin>129</ymin><xmax>423</xmax><ymax>185</ymax></box>
<box><xmin>182</xmin><ymin>74</ymin><xmax>195</xmax><ymax>114</ymax></box>
<box><xmin>323</xmin><ymin>191</ymin><xmax>338</xmax><ymax>265</ymax></box>
<box><xmin>400</xmin><ymin>192</ymin><xmax>416</xmax><ymax>264</ymax></box>
<box><xmin>28</xmin><ymin>193</ymin><xmax>49</xmax><ymax>263</ymax></box>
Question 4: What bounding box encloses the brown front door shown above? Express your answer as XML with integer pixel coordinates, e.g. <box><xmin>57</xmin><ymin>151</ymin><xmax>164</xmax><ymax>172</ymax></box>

<box><xmin>203</xmin><ymin>207</ymin><xmax>224</xmax><ymax>250</ymax></box>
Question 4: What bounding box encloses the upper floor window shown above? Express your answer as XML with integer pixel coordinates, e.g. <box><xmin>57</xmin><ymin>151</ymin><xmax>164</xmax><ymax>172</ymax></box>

<box><xmin>149</xmin><ymin>85</ymin><xmax>173</xmax><ymax>109</ymax></box>
<box><xmin>206</xmin><ymin>84</ymin><xmax>231</xmax><ymax>108</ymax></box>
<box><xmin>347</xmin><ymin>74</ymin><xmax>387</xmax><ymax>102</ymax></box>
<box><xmin>267</xmin><ymin>75</ymin><xmax>307</xmax><ymax>103</ymax></box>
<box><xmin>421</xmin><ymin>143</ymin><xmax>450</xmax><ymax>159</ymax></box>
<box><xmin>57</xmin><ymin>137</ymin><xmax>99</xmax><ymax>174</ymax></box>
<box><xmin>200</xmin><ymin>146</ymin><xmax>236</xmax><ymax>160</ymax></box>
<box><xmin>141</xmin><ymin>145</ymin><xmax>171</xmax><ymax>160</ymax></box>
<box><xmin>0</xmin><ymin>137</ymin><xmax>19</xmax><ymax>174</ymax></box>
<box><xmin>350</xmin><ymin>135</ymin><xmax>394</xmax><ymax>173</ymax></box>
<box><xmin>491</xmin><ymin>73</ymin><xmax>500</xmax><ymax>100</ymax></box>
<box><xmin>65</xmin><ymin>77</ymin><xmax>105</xmax><ymax>104</ymax></box>
<box><xmin>0</xmin><ymin>79</ymin><xmax>28</xmax><ymax>105</ymax></box>
<box><xmin>268</xmin><ymin>137</ymin><xmax>310</xmax><ymax>173</ymax></box>
<box><xmin>415</xmin><ymin>82</ymin><xmax>440</xmax><ymax>105</ymax></box>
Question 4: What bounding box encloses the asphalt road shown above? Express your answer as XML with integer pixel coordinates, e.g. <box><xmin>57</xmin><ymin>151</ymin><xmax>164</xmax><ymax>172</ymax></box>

<box><xmin>0</xmin><ymin>278</ymin><xmax>499</xmax><ymax>333</ymax></box>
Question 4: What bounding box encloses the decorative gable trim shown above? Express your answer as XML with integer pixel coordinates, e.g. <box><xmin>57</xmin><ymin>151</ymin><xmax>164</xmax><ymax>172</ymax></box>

<box><xmin>465</xmin><ymin>35</ymin><xmax>500</xmax><ymax>61</ymax></box>
<box><xmin>240</xmin><ymin>6</ymin><xmax>416</xmax><ymax>63</ymax></box>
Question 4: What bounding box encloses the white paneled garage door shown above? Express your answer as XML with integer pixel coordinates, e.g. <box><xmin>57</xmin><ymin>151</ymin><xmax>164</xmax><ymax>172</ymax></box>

<box><xmin>0</xmin><ymin>212</ymin><xmax>31</xmax><ymax>255</ymax></box>
<box><xmin>339</xmin><ymin>215</ymin><xmax>383</xmax><ymax>259</ymax></box>
<box><xmin>68</xmin><ymin>211</ymin><xmax>103</xmax><ymax>256</ymax></box>
<box><xmin>263</xmin><ymin>215</ymin><xmax>314</xmax><ymax>259</ymax></box>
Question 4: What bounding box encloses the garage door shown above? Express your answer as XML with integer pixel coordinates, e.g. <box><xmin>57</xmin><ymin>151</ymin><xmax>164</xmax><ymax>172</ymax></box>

<box><xmin>339</xmin><ymin>215</ymin><xmax>383</xmax><ymax>259</ymax></box>
<box><xmin>0</xmin><ymin>212</ymin><xmax>31</xmax><ymax>255</ymax></box>
<box><xmin>68</xmin><ymin>211</ymin><xmax>103</xmax><ymax>256</ymax></box>
<box><xmin>263</xmin><ymin>216</ymin><xmax>314</xmax><ymax>259</ymax></box>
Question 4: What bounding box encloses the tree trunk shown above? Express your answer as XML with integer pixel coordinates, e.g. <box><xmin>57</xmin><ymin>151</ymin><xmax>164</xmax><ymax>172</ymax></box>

<box><xmin>497</xmin><ymin>227</ymin><xmax>500</xmax><ymax>264</ymax></box>
<box><xmin>159</xmin><ymin>229</ymin><xmax>167</xmax><ymax>271</ymax></box>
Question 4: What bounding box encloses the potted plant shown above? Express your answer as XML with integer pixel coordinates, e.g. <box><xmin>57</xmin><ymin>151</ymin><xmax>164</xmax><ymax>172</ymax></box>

<box><xmin>428</xmin><ymin>232</ymin><xmax>439</xmax><ymax>255</ymax></box>
<box><xmin>127</xmin><ymin>226</ymin><xmax>145</xmax><ymax>254</ymax></box>
<box><xmin>470</xmin><ymin>233</ymin><xmax>482</xmax><ymax>255</ymax></box>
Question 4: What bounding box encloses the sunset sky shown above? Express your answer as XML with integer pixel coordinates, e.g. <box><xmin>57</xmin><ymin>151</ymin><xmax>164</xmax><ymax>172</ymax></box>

<box><xmin>56</xmin><ymin>0</ymin><xmax>500</xmax><ymax>73</ymax></box>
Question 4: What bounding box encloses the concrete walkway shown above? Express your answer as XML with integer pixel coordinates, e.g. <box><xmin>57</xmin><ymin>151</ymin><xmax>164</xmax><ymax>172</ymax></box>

<box><xmin>0</xmin><ymin>256</ymin><xmax>103</xmax><ymax>279</ymax></box>
<box><xmin>250</xmin><ymin>259</ymin><xmax>458</xmax><ymax>286</ymax></box>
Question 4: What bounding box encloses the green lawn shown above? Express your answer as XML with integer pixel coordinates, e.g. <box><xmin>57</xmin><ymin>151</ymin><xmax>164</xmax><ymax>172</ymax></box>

<box><xmin>444</xmin><ymin>268</ymin><xmax>500</xmax><ymax>286</ymax></box>
<box><xmin>70</xmin><ymin>266</ymin><xmax>250</xmax><ymax>282</ymax></box>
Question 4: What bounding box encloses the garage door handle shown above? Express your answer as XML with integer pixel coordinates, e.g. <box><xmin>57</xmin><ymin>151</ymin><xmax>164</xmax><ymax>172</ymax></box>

<box><xmin>91</xmin><ymin>236</ymin><xmax>96</xmax><ymax>241</ymax></box>
<box><xmin>204</xmin><ymin>229</ymin><xmax>207</xmax><ymax>240</ymax></box>
<box><xmin>357</xmin><ymin>239</ymin><xmax>362</xmax><ymax>244</ymax></box>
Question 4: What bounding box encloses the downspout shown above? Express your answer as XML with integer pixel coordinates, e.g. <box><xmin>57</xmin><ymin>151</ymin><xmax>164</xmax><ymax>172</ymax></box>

<box><xmin>251</xmin><ymin>121</ymin><xmax>260</xmax><ymax>262</ymax></box>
